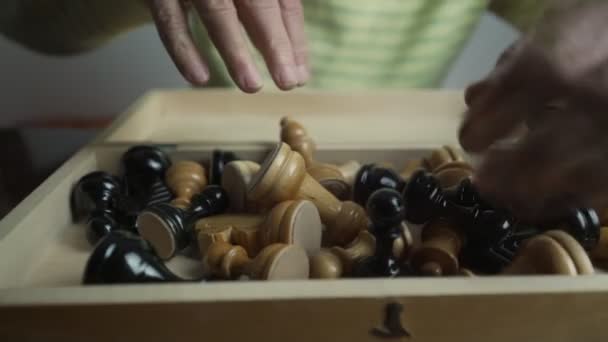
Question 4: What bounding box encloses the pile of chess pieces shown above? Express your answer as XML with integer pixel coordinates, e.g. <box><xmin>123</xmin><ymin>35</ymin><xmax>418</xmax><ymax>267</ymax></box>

<box><xmin>71</xmin><ymin>117</ymin><xmax>608</xmax><ymax>284</ymax></box>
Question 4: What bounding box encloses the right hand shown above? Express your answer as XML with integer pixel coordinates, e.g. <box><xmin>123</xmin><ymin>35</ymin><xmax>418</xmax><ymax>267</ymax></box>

<box><xmin>147</xmin><ymin>0</ymin><xmax>310</xmax><ymax>93</ymax></box>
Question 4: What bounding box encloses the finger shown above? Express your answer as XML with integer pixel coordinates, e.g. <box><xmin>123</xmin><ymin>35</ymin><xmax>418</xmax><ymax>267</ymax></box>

<box><xmin>279</xmin><ymin>0</ymin><xmax>310</xmax><ymax>85</ymax></box>
<box><xmin>459</xmin><ymin>46</ymin><xmax>566</xmax><ymax>153</ymax></box>
<box><xmin>195</xmin><ymin>0</ymin><xmax>263</xmax><ymax>93</ymax></box>
<box><xmin>236</xmin><ymin>0</ymin><xmax>299</xmax><ymax>90</ymax></box>
<box><xmin>459</xmin><ymin>88</ymin><xmax>539</xmax><ymax>153</ymax></box>
<box><xmin>464</xmin><ymin>79</ymin><xmax>489</xmax><ymax>107</ymax></box>
<box><xmin>148</xmin><ymin>0</ymin><xmax>210</xmax><ymax>85</ymax></box>
<box><xmin>475</xmin><ymin>111</ymin><xmax>607</xmax><ymax>220</ymax></box>
<box><xmin>465</xmin><ymin>39</ymin><xmax>526</xmax><ymax>107</ymax></box>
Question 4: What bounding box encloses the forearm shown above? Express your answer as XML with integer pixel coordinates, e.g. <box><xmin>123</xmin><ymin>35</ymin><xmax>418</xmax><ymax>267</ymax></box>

<box><xmin>0</xmin><ymin>0</ymin><xmax>151</xmax><ymax>55</ymax></box>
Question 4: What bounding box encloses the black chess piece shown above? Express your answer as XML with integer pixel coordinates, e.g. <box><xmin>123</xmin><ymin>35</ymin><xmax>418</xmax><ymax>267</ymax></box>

<box><xmin>120</xmin><ymin>145</ymin><xmax>173</xmax><ymax>212</ymax></box>
<box><xmin>209</xmin><ymin>150</ymin><xmax>238</xmax><ymax>185</ymax></box>
<box><xmin>353</xmin><ymin>164</ymin><xmax>406</xmax><ymax>207</ymax></box>
<box><xmin>552</xmin><ymin>208</ymin><xmax>600</xmax><ymax>251</ymax></box>
<box><xmin>71</xmin><ymin>171</ymin><xmax>123</xmax><ymax>245</ymax></box>
<box><xmin>402</xmin><ymin>171</ymin><xmax>519</xmax><ymax>273</ymax></box>
<box><xmin>136</xmin><ymin>185</ymin><xmax>229</xmax><ymax>260</ymax></box>
<box><xmin>401</xmin><ymin>170</ymin><xmax>449</xmax><ymax>224</ymax></box>
<box><xmin>463</xmin><ymin>224</ymin><xmax>539</xmax><ymax>274</ymax></box>
<box><xmin>82</xmin><ymin>230</ymin><xmax>189</xmax><ymax>284</ymax></box>
<box><xmin>353</xmin><ymin>189</ymin><xmax>405</xmax><ymax>277</ymax></box>
<box><xmin>444</xmin><ymin>178</ymin><xmax>489</xmax><ymax>208</ymax></box>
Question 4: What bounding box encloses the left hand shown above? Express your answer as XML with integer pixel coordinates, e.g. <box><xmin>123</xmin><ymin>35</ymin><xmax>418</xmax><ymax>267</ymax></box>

<box><xmin>460</xmin><ymin>1</ymin><xmax>608</xmax><ymax>221</ymax></box>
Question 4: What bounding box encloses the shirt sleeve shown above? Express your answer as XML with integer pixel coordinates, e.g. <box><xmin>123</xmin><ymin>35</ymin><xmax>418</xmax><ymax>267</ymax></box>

<box><xmin>0</xmin><ymin>0</ymin><xmax>151</xmax><ymax>55</ymax></box>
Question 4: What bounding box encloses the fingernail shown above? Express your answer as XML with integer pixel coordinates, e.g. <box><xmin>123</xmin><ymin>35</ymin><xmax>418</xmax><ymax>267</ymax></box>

<box><xmin>276</xmin><ymin>66</ymin><xmax>298</xmax><ymax>90</ymax></box>
<box><xmin>242</xmin><ymin>70</ymin><xmax>263</xmax><ymax>92</ymax></box>
<box><xmin>296</xmin><ymin>65</ymin><xmax>310</xmax><ymax>86</ymax></box>
<box><xmin>186</xmin><ymin>69</ymin><xmax>210</xmax><ymax>86</ymax></box>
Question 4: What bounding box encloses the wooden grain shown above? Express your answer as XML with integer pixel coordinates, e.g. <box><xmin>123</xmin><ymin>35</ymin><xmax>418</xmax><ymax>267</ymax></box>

<box><xmin>2</xmin><ymin>89</ymin><xmax>608</xmax><ymax>342</ymax></box>
<box><xmin>221</xmin><ymin>160</ymin><xmax>261</xmax><ymax>213</ymax></box>
<box><xmin>281</xmin><ymin>117</ymin><xmax>351</xmax><ymax>199</ymax></box>
<box><xmin>165</xmin><ymin>160</ymin><xmax>207</xmax><ymax>208</ymax></box>
<box><xmin>248</xmin><ymin>143</ymin><xmax>368</xmax><ymax>247</ymax></box>
<box><xmin>411</xmin><ymin>218</ymin><xmax>463</xmax><ymax>276</ymax></box>
<box><xmin>433</xmin><ymin>161</ymin><xmax>474</xmax><ymax>189</ymax></box>
<box><xmin>425</xmin><ymin>145</ymin><xmax>464</xmax><ymax>171</ymax></box>
<box><xmin>310</xmin><ymin>230</ymin><xmax>376</xmax><ymax>279</ymax></box>
<box><xmin>195</xmin><ymin>200</ymin><xmax>322</xmax><ymax>257</ymax></box>
<box><xmin>503</xmin><ymin>231</ymin><xmax>588</xmax><ymax>275</ymax></box>
<box><xmin>203</xmin><ymin>241</ymin><xmax>309</xmax><ymax>280</ymax></box>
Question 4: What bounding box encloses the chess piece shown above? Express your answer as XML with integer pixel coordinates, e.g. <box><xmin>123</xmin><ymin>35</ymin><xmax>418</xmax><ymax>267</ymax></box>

<box><xmin>433</xmin><ymin>161</ymin><xmax>474</xmax><ymax>190</ymax></box>
<box><xmin>598</xmin><ymin>207</ymin><xmax>608</xmax><ymax>227</ymax></box>
<box><xmin>309</xmin><ymin>231</ymin><xmax>376</xmax><ymax>279</ymax></box>
<box><xmin>411</xmin><ymin>217</ymin><xmax>464</xmax><ymax>276</ymax></box>
<box><xmin>352</xmin><ymin>189</ymin><xmax>406</xmax><ymax>277</ymax></box>
<box><xmin>553</xmin><ymin>208</ymin><xmax>601</xmax><ymax>251</ymax></box>
<box><xmin>401</xmin><ymin>170</ymin><xmax>448</xmax><ymax>224</ymax></box>
<box><xmin>209</xmin><ymin>149</ymin><xmax>238</xmax><ymax>185</ymax></box>
<box><xmin>195</xmin><ymin>199</ymin><xmax>323</xmax><ymax>257</ymax></box>
<box><xmin>503</xmin><ymin>230</ymin><xmax>594</xmax><ymax>275</ymax></box>
<box><xmin>392</xmin><ymin>222</ymin><xmax>415</xmax><ymax>263</ymax></box>
<box><xmin>165</xmin><ymin>160</ymin><xmax>207</xmax><ymax>209</ymax></box>
<box><xmin>400</xmin><ymin>159</ymin><xmax>427</xmax><ymax>180</ymax></box>
<box><xmin>280</xmin><ymin>117</ymin><xmax>316</xmax><ymax>166</ymax></box>
<box><xmin>424</xmin><ymin>146</ymin><xmax>465</xmax><ymax>171</ymax></box>
<box><xmin>590</xmin><ymin>227</ymin><xmax>608</xmax><ymax>260</ymax></box>
<box><xmin>279</xmin><ymin>117</ymin><xmax>354</xmax><ymax>200</ymax></box>
<box><xmin>338</xmin><ymin>160</ymin><xmax>363</xmax><ymax>188</ymax></box>
<box><xmin>136</xmin><ymin>185</ymin><xmax>229</xmax><ymax>260</ymax></box>
<box><xmin>353</xmin><ymin>164</ymin><xmax>406</xmax><ymax>207</ymax></box>
<box><xmin>203</xmin><ymin>241</ymin><xmax>309</xmax><ymax>280</ymax></box>
<box><xmin>121</xmin><ymin>145</ymin><xmax>173</xmax><ymax>211</ymax></box>
<box><xmin>444</xmin><ymin>178</ymin><xmax>486</xmax><ymax>208</ymax></box>
<box><xmin>462</xmin><ymin>224</ymin><xmax>538</xmax><ymax>274</ymax></box>
<box><xmin>221</xmin><ymin>161</ymin><xmax>261</xmax><ymax>212</ymax></box>
<box><xmin>458</xmin><ymin>268</ymin><xmax>476</xmax><ymax>277</ymax></box>
<box><xmin>83</xmin><ymin>231</ymin><xmax>187</xmax><ymax>284</ymax></box>
<box><xmin>248</xmin><ymin>143</ymin><xmax>368</xmax><ymax>246</ymax></box>
<box><xmin>71</xmin><ymin>171</ymin><xmax>122</xmax><ymax>244</ymax></box>
<box><xmin>402</xmin><ymin>170</ymin><xmax>511</xmax><ymax>234</ymax></box>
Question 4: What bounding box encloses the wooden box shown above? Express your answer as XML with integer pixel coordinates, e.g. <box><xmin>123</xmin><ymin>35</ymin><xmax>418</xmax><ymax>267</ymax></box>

<box><xmin>1</xmin><ymin>89</ymin><xmax>607</xmax><ymax>342</ymax></box>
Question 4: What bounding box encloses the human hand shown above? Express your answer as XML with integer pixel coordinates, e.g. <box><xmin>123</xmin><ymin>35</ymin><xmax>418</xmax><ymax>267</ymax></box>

<box><xmin>460</xmin><ymin>2</ymin><xmax>608</xmax><ymax>221</ymax></box>
<box><xmin>147</xmin><ymin>0</ymin><xmax>309</xmax><ymax>92</ymax></box>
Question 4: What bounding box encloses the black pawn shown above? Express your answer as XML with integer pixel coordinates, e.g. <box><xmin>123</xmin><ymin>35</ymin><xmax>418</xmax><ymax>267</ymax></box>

<box><xmin>209</xmin><ymin>150</ymin><xmax>238</xmax><ymax>185</ymax></box>
<box><xmin>353</xmin><ymin>164</ymin><xmax>406</xmax><ymax>207</ymax></box>
<box><xmin>136</xmin><ymin>185</ymin><xmax>229</xmax><ymax>259</ymax></box>
<box><xmin>71</xmin><ymin>171</ymin><xmax>122</xmax><ymax>245</ymax></box>
<box><xmin>83</xmin><ymin>230</ymin><xmax>184</xmax><ymax>284</ymax></box>
<box><xmin>121</xmin><ymin>145</ymin><xmax>173</xmax><ymax>211</ymax></box>
<box><xmin>353</xmin><ymin>189</ymin><xmax>405</xmax><ymax>278</ymax></box>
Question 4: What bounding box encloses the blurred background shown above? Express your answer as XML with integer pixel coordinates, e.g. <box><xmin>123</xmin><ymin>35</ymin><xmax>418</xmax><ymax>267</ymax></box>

<box><xmin>0</xmin><ymin>12</ymin><xmax>516</xmax><ymax>216</ymax></box>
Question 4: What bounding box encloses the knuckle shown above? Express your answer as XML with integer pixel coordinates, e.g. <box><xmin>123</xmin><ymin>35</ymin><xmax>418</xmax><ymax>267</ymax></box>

<box><xmin>236</xmin><ymin>0</ymin><xmax>279</xmax><ymax>12</ymax></box>
<box><xmin>292</xmin><ymin>45</ymin><xmax>309</xmax><ymax>63</ymax></box>
<box><xmin>279</xmin><ymin>0</ymin><xmax>304</xmax><ymax>17</ymax></box>
<box><xmin>201</xmin><ymin>0</ymin><xmax>236</xmax><ymax>14</ymax></box>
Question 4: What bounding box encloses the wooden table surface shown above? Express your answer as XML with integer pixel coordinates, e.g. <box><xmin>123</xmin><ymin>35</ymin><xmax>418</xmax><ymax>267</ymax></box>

<box><xmin>0</xmin><ymin>128</ymin><xmax>99</xmax><ymax>219</ymax></box>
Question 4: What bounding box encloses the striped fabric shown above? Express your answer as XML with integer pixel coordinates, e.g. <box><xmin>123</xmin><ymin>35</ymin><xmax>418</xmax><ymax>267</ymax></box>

<box><xmin>190</xmin><ymin>0</ymin><xmax>490</xmax><ymax>90</ymax></box>
<box><xmin>1</xmin><ymin>0</ymin><xmax>558</xmax><ymax>89</ymax></box>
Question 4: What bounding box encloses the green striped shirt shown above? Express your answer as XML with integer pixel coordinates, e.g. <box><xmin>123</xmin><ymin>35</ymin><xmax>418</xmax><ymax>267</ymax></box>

<box><xmin>2</xmin><ymin>0</ymin><xmax>554</xmax><ymax>89</ymax></box>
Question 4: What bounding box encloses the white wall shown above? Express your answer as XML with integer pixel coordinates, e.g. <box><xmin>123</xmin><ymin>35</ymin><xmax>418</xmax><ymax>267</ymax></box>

<box><xmin>0</xmin><ymin>12</ymin><xmax>517</xmax><ymax>127</ymax></box>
